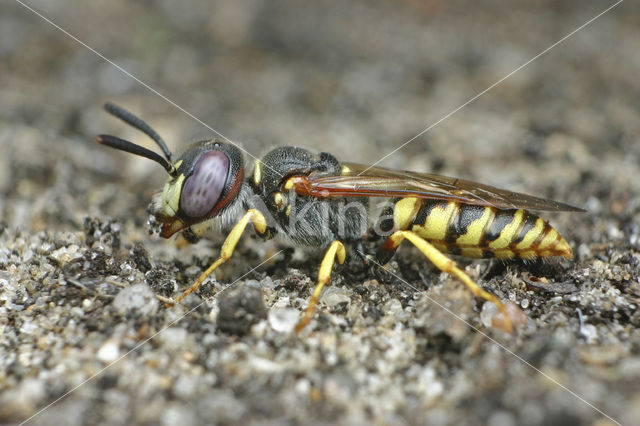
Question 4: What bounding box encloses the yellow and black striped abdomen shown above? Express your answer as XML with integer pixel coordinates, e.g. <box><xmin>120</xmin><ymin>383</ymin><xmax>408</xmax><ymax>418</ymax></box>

<box><xmin>392</xmin><ymin>198</ymin><xmax>572</xmax><ymax>260</ymax></box>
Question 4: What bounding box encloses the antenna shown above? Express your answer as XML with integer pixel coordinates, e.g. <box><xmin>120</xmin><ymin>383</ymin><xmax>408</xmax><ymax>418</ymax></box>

<box><xmin>96</xmin><ymin>134</ymin><xmax>176</xmax><ymax>176</ymax></box>
<box><xmin>103</xmin><ymin>102</ymin><xmax>174</xmax><ymax>162</ymax></box>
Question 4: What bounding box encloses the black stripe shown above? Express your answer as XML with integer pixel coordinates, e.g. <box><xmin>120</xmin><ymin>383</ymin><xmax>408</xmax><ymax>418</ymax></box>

<box><xmin>445</xmin><ymin>205</ymin><xmax>486</xmax><ymax>244</ymax></box>
<box><xmin>512</xmin><ymin>211</ymin><xmax>537</xmax><ymax>244</ymax></box>
<box><xmin>531</xmin><ymin>221</ymin><xmax>552</xmax><ymax>251</ymax></box>
<box><xmin>413</xmin><ymin>200</ymin><xmax>447</xmax><ymax>227</ymax></box>
<box><xmin>448</xmin><ymin>246</ymin><xmax>462</xmax><ymax>256</ymax></box>
<box><xmin>482</xmin><ymin>249</ymin><xmax>495</xmax><ymax>258</ymax></box>
<box><xmin>485</xmin><ymin>209</ymin><xmax>518</xmax><ymax>243</ymax></box>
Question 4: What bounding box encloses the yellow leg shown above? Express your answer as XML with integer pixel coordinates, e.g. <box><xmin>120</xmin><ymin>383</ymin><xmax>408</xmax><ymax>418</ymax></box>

<box><xmin>386</xmin><ymin>230</ymin><xmax>513</xmax><ymax>333</ymax></box>
<box><xmin>171</xmin><ymin>209</ymin><xmax>268</xmax><ymax>304</ymax></box>
<box><xmin>294</xmin><ymin>241</ymin><xmax>346</xmax><ymax>332</ymax></box>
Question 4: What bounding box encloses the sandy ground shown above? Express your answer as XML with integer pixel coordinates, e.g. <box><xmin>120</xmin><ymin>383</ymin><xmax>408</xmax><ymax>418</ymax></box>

<box><xmin>1</xmin><ymin>1</ymin><xmax>639</xmax><ymax>425</ymax></box>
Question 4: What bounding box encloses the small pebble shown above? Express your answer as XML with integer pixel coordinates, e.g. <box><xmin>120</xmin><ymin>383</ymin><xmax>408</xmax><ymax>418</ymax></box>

<box><xmin>268</xmin><ymin>308</ymin><xmax>299</xmax><ymax>333</ymax></box>
<box><xmin>97</xmin><ymin>340</ymin><xmax>120</xmax><ymax>363</ymax></box>
<box><xmin>113</xmin><ymin>283</ymin><xmax>159</xmax><ymax>317</ymax></box>
<box><xmin>217</xmin><ymin>281</ymin><xmax>267</xmax><ymax>335</ymax></box>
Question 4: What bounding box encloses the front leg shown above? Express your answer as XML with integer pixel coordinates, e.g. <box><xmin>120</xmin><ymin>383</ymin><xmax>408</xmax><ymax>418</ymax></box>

<box><xmin>171</xmin><ymin>209</ymin><xmax>268</xmax><ymax>304</ymax></box>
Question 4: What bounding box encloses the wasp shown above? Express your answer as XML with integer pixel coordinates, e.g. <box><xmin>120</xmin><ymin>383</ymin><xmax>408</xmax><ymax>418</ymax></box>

<box><xmin>97</xmin><ymin>102</ymin><xmax>584</xmax><ymax>332</ymax></box>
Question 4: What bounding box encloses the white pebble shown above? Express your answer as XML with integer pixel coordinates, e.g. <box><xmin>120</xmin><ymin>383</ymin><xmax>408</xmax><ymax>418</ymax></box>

<box><xmin>113</xmin><ymin>283</ymin><xmax>158</xmax><ymax>317</ymax></box>
<box><xmin>97</xmin><ymin>340</ymin><xmax>120</xmax><ymax>363</ymax></box>
<box><xmin>268</xmin><ymin>308</ymin><xmax>299</xmax><ymax>333</ymax></box>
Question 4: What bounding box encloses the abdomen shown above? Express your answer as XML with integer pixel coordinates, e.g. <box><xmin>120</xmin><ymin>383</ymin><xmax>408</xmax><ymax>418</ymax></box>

<box><xmin>392</xmin><ymin>198</ymin><xmax>573</xmax><ymax>260</ymax></box>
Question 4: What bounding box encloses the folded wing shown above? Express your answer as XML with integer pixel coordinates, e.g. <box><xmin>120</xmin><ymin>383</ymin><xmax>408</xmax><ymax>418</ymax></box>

<box><xmin>291</xmin><ymin>162</ymin><xmax>584</xmax><ymax>212</ymax></box>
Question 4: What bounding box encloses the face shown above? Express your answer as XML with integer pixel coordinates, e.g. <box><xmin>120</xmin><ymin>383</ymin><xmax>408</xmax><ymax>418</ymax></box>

<box><xmin>153</xmin><ymin>140</ymin><xmax>245</xmax><ymax>238</ymax></box>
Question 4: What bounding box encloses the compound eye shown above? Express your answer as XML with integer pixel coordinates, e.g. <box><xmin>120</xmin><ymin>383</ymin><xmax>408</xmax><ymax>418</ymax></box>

<box><xmin>180</xmin><ymin>151</ymin><xmax>230</xmax><ymax>218</ymax></box>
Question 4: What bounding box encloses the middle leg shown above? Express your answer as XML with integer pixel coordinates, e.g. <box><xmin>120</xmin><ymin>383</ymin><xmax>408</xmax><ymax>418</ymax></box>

<box><xmin>294</xmin><ymin>240</ymin><xmax>346</xmax><ymax>332</ymax></box>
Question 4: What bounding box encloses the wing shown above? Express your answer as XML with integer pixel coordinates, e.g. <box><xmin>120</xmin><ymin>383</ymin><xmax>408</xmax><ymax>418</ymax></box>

<box><xmin>290</xmin><ymin>162</ymin><xmax>584</xmax><ymax>211</ymax></box>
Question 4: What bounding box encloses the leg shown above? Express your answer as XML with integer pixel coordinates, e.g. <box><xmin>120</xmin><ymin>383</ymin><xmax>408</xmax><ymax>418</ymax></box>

<box><xmin>383</xmin><ymin>230</ymin><xmax>513</xmax><ymax>333</ymax></box>
<box><xmin>294</xmin><ymin>240</ymin><xmax>346</xmax><ymax>332</ymax></box>
<box><xmin>171</xmin><ymin>209</ymin><xmax>268</xmax><ymax>304</ymax></box>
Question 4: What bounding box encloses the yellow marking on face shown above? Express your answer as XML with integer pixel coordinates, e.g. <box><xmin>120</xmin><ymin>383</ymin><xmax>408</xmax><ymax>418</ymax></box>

<box><xmin>253</xmin><ymin>160</ymin><xmax>263</xmax><ymax>186</ymax></box>
<box><xmin>285</xmin><ymin>205</ymin><xmax>291</xmax><ymax>217</ymax></box>
<box><xmin>488</xmin><ymin>209</ymin><xmax>524</xmax><ymax>250</ymax></box>
<box><xmin>460</xmin><ymin>248</ymin><xmax>484</xmax><ymax>258</ymax></box>
<box><xmin>341</xmin><ymin>165</ymin><xmax>351</xmax><ymax>175</ymax></box>
<box><xmin>537</xmin><ymin>228</ymin><xmax>559</xmax><ymax>251</ymax></box>
<box><xmin>161</xmin><ymin>174</ymin><xmax>186</xmax><ymax>217</ymax></box>
<box><xmin>412</xmin><ymin>202</ymin><xmax>457</xmax><ymax>241</ymax></box>
<box><xmin>174</xmin><ymin>160</ymin><xmax>183</xmax><ymax>170</ymax></box>
<box><xmin>515</xmin><ymin>218</ymin><xmax>545</xmax><ymax>250</ymax></box>
<box><xmin>393</xmin><ymin>197</ymin><xmax>421</xmax><ymax>231</ymax></box>
<box><xmin>456</xmin><ymin>207</ymin><xmax>493</xmax><ymax>246</ymax></box>
<box><xmin>273</xmin><ymin>192</ymin><xmax>286</xmax><ymax>210</ymax></box>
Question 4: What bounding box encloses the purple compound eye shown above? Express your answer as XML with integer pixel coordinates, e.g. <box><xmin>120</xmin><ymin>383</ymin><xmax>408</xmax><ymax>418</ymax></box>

<box><xmin>180</xmin><ymin>151</ymin><xmax>230</xmax><ymax>218</ymax></box>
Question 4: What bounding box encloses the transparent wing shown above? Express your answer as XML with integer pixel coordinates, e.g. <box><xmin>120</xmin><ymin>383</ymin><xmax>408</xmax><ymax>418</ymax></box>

<box><xmin>291</xmin><ymin>162</ymin><xmax>584</xmax><ymax>211</ymax></box>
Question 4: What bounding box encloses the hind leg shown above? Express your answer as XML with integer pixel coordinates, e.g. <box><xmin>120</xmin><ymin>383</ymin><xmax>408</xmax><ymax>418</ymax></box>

<box><xmin>380</xmin><ymin>230</ymin><xmax>513</xmax><ymax>333</ymax></box>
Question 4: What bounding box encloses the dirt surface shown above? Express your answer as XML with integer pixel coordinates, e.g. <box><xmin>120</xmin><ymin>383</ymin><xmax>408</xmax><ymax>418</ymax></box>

<box><xmin>1</xmin><ymin>1</ymin><xmax>639</xmax><ymax>425</ymax></box>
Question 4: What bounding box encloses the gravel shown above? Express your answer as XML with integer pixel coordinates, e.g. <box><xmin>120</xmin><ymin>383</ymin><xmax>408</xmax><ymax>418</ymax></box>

<box><xmin>1</xmin><ymin>1</ymin><xmax>639</xmax><ymax>425</ymax></box>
